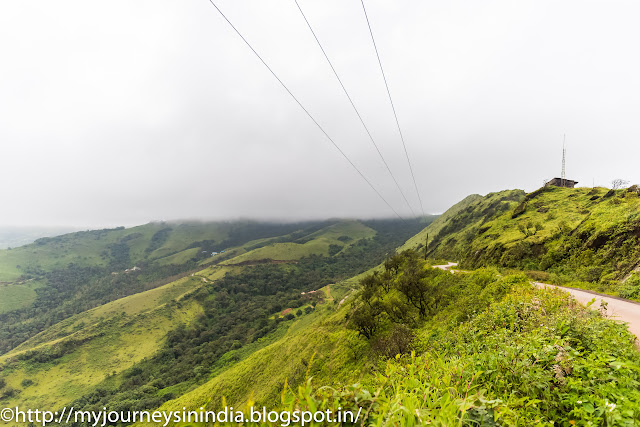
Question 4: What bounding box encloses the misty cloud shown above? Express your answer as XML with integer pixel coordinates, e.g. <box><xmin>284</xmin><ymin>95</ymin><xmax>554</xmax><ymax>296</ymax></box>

<box><xmin>1</xmin><ymin>0</ymin><xmax>638</xmax><ymax>226</ymax></box>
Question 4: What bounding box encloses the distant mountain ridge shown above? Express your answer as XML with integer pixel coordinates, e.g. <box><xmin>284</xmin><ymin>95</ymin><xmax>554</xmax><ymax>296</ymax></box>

<box><xmin>0</xmin><ymin>226</ymin><xmax>79</xmax><ymax>250</ymax></box>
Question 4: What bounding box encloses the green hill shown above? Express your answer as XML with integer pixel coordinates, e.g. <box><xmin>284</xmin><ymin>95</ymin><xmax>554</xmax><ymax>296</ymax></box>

<box><xmin>0</xmin><ymin>220</ymin><xmax>379</xmax><ymax>353</ymax></box>
<box><xmin>3</xmin><ymin>196</ymin><xmax>640</xmax><ymax>426</ymax></box>
<box><xmin>0</xmin><ymin>218</ymin><xmax>426</xmax><ymax>415</ymax></box>
<box><xmin>405</xmin><ymin>186</ymin><xmax>640</xmax><ymax>296</ymax></box>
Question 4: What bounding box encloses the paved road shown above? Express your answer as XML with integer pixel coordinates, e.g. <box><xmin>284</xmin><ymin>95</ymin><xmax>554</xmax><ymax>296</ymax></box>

<box><xmin>434</xmin><ymin>263</ymin><xmax>640</xmax><ymax>340</ymax></box>
<box><xmin>535</xmin><ymin>282</ymin><xmax>640</xmax><ymax>341</ymax></box>
<box><xmin>433</xmin><ymin>262</ymin><xmax>458</xmax><ymax>273</ymax></box>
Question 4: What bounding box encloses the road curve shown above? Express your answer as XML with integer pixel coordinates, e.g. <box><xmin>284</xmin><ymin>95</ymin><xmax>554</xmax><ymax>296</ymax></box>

<box><xmin>535</xmin><ymin>282</ymin><xmax>640</xmax><ymax>341</ymax></box>
<box><xmin>433</xmin><ymin>263</ymin><xmax>640</xmax><ymax>341</ymax></box>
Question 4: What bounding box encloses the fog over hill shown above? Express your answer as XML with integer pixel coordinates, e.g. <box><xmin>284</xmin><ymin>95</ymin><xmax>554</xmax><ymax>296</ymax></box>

<box><xmin>1</xmin><ymin>1</ymin><xmax>639</xmax><ymax>227</ymax></box>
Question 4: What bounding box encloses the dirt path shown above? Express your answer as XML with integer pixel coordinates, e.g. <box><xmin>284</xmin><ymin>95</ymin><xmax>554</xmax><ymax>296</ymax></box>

<box><xmin>535</xmin><ymin>282</ymin><xmax>640</xmax><ymax>341</ymax></box>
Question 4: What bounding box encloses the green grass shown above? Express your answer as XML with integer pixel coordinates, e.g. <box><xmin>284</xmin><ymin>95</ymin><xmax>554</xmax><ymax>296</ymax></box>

<box><xmin>155</xmin><ymin>247</ymin><xmax>201</xmax><ymax>265</ymax></box>
<box><xmin>0</xmin><ymin>221</ymin><xmax>253</xmax><ymax>282</ymax></box>
<box><xmin>149</xmin><ymin>290</ymin><xmax>365</xmax><ymax>418</ymax></box>
<box><xmin>0</xmin><ymin>220</ymin><xmax>383</xmax><ymax>412</ymax></box>
<box><xmin>402</xmin><ymin>186</ymin><xmax>640</xmax><ymax>295</ymax></box>
<box><xmin>277</xmin><ymin>284</ymin><xmax>640</xmax><ymax>426</ymax></box>
<box><xmin>224</xmin><ymin>221</ymin><xmax>376</xmax><ymax>264</ymax></box>
<box><xmin>0</xmin><ymin>283</ymin><xmax>38</xmax><ymax>314</ymax></box>
<box><xmin>402</xmin><ymin>193</ymin><xmax>484</xmax><ymax>251</ymax></box>
<box><xmin>0</xmin><ymin>266</ymin><xmax>223</xmax><ymax>409</ymax></box>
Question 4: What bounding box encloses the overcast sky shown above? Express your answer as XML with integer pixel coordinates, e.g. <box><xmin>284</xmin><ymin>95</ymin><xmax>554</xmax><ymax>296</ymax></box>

<box><xmin>1</xmin><ymin>0</ymin><xmax>638</xmax><ymax>227</ymax></box>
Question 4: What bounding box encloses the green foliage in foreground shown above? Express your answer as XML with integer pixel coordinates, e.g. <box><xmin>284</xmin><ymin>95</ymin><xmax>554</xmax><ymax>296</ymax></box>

<box><xmin>232</xmin><ymin>287</ymin><xmax>639</xmax><ymax>426</ymax></box>
<box><xmin>176</xmin><ymin>250</ymin><xmax>640</xmax><ymax>426</ymax></box>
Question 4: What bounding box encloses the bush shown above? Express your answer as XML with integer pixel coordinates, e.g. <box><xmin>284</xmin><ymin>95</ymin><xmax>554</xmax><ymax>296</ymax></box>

<box><xmin>525</xmin><ymin>270</ymin><xmax>551</xmax><ymax>282</ymax></box>
<box><xmin>371</xmin><ymin>324</ymin><xmax>414</xmax><ymax>358</ymax></box>
<box><xmin>619</xmin><ymin>274</ymin><xmax>640</xmax><ymax>299</ymax></box>
<box><xmin>280</xmin><ymin>285</ymin><xmax>640</xmax><ymax>426</ymax></box>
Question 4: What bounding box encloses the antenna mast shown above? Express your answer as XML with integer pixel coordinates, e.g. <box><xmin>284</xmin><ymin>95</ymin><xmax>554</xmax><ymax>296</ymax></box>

<box><xmin>561</xmin><ymin>134</ymin><xmax>566</xmax><ymax>186</ymax></box>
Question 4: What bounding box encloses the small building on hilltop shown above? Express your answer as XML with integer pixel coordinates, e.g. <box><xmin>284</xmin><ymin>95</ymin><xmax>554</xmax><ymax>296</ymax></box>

<box><xmin>545</xmin><ymin>177</ymin><xmax>578</xmax><ymax>188</ymax></box>
<box><xmin>545</xmin><ymin>137</ymin><xmax>578</xmax><ymax>188</ymax></box>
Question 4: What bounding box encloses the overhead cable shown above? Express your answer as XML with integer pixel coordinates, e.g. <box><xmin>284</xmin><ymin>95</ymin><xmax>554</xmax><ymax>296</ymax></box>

<box><xmin>360</xmin><ymin>0</ymin><xmax>426</xmax><ymax>218</ymax></box>
<box><xmin>294</xmin><ymin>0</ymin><xmax>416</xmax><ymax>217</ymax></box>
<box><xmin>204</xmin><ymin>0</ymin><xmax>406</xmax><ymax>221</ymax></box>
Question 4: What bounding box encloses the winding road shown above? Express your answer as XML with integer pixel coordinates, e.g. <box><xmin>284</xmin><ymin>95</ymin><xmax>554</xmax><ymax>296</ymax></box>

<box><xmin>434</xmin><ymin>263</ymin><xmax>640</xmax><ymax>341</ymax></box>
<box><xmin>534</xmin><ymin>282</ymin><xmax>640</xmax><ymax>341</ymax></box>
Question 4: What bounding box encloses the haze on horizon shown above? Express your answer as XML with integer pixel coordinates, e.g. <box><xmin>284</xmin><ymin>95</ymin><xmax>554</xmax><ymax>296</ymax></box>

<box><xmin>1</xmin><ymin>0</ymin><xmax>639</xmax><ymax>228</ymax></box>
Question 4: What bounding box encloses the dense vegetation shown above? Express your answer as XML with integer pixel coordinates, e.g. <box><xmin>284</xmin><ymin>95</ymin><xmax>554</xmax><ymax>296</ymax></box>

<box><xmin>0</xmin><ymin>219</ymin><xmax>423</xmax><ymax>355</ymax></box>
<box><xmin>0</xmin><ymin>218</ymin><xmax>427</xmax><ymax>420</ymax></box>
<box><xmin>64</xmin><ymin>220</ymin><xmax>425</xmax><ymax>416</ymax></box>
<box><xmin>280</xmin><ymin>250</ymin><xmax>640</xmax><ymax>425</ymax></box>
<box><xmin>0</xmin><ymin>262</ymin><xmax>198</xmax><ymax>354</ymax></box>
<box><xmin>3</xmin><ymin>190</ymin><xmax>640</xmax><ymax>426</ymax></box>
<box><xmin>407</xmin><ymin>186</ymin><xmax>640</xmax><ymax>297</ymax></box>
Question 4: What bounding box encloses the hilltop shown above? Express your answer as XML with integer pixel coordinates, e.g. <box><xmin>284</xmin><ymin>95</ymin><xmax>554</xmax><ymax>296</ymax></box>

<box><xmin>405</xmin><ymin>186</ymin><xmax>640</xmax><ymax>296</ymax></box>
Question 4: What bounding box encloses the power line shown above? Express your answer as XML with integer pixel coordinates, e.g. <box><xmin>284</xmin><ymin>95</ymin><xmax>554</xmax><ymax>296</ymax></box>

<box><xmin>293</xmin><ymin>0</ymin><xmax>416</xmax><ymax>217</ymax></box>
<box><xmin>203</xmin><ymin>0</ymin><xmax>405</xmax><ymax>221</ymax></box>
<box><xmin>359</xmin><ymin>0</ymin><xmax>426</xmax><ymax>218</ymax></box>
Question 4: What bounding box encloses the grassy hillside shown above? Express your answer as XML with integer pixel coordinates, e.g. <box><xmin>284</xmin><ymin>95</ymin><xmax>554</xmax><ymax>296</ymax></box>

<box><xmin>0</xmin><ymin>218</ymin><xmax>426</xmax><ymax>416</ymax></box>
<box><xmin>143</xmin><ymin>249</ymin><xmax>640</xmax><ymax>426</ymax></box>
<box><xmin>0</xmin><ymin>266</ymin><xmax>230</xmax><ymax>409</ymax></box>
<box><xmin>405</xmin><ymin>186</ymin><xmax>640</xmax><ymax>296</ymax></box>
<box><xmin>0</xmin><ymin>220</ymin><xmax>376</xmax><ymax>355</ymax></box>
<box><xmin>153</xmin><ymin>278</ymin><xmax>365</xmax><ymax>416</ymax></box>
<box><xmin>223</xmin><ymin>220</ymin><xmax>376</xmax><ymax>264</ymax></box>
<box><xmin>0</xmin><ymin>221</ymin><xmax>331</xmax><ymax>282</ymax></box>
<box><xmin>2</xmin><ymin>206</ymin><xmax>639</xmax><ymax>426</ymax></box>
<box><xmin>402</xmin><ymin>193</ymin><xmax>484</xmax><ymax>251</ymax></box>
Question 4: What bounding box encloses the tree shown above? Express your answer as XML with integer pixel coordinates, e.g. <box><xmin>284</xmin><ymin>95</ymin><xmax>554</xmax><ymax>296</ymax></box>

<box><xmin>612</xmin><ymin>179</ymin><xmax>630</xmax><ymax>190</ymax></box>
<box><xmin>349</xmin><ymin>301</ymin><xmax>383</xmax><ymax>339</ymax></box>
<box><xmin>394</xmin><ymin>257</ymin><xmax>435</xmax><ymax>317</ymax></box>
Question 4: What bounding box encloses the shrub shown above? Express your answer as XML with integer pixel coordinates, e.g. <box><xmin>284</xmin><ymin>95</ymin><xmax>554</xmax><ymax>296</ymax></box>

<box><xmin>619</xmin><ymin>274</ymin><xmax>640</xmax><ymax>299</ymax></box>
<box><xmin>371</xmin><ymin>324</ymin><xmax>414</xmax><ymax>358</ymax></box>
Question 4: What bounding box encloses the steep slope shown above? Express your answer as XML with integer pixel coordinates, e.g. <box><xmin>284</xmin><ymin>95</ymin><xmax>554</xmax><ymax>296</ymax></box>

<box><xmin>406</xmin><ymin>186</ymin><xmax>640</xmax><ymax>295</ymax></box>
<box><xmin>0</xmin><ymin>266</ymin><xmax>230</xmax><ymax>409</ymax></box>
<box><xmin>401</xmin><ymin>193</ymin><xmax>484</xmax><ymax>251</ymax></box>
<box><xmin>145</xmin><ymin>247</ymin><xmax>640</xmax><ymax>426</ymax></box>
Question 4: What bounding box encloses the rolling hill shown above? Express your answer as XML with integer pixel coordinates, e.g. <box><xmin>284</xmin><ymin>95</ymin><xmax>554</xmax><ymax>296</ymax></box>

<box><xmin>0</xmin><ymin>217</ymin><xmax>426</xmax><ymax>414</ymax></box>
<box><xmin>2</xmin><ymin>188</ymin><xmax>640</xmax><ymax>425</ymax></box>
